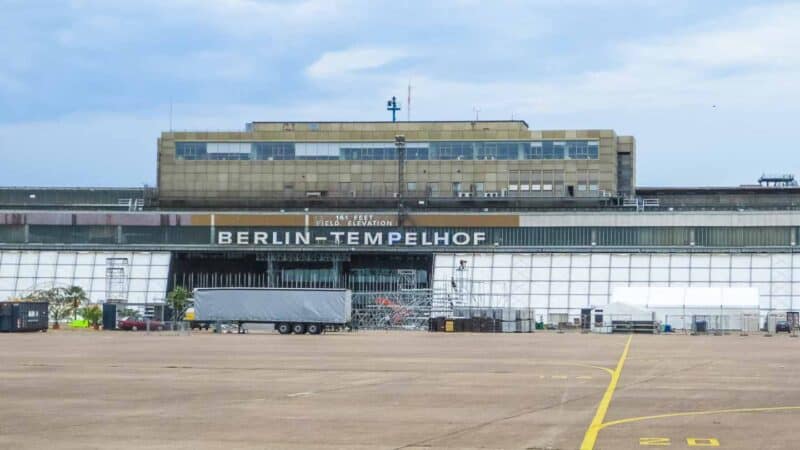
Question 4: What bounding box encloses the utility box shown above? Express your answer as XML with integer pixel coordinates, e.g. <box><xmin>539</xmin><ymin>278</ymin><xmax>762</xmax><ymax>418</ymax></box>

<box><xmin>102</xmin><ymin>303</ymin><xmax>117</xmax><ymax>330</ymax></box>
<box><xmin>0</xmin><ymin>302</ymin><xmax>49</xmax><ymax>332</ymax></box>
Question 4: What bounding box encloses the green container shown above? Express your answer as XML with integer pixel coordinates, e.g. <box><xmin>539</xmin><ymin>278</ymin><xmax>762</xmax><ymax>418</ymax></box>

<box><xmin>70</xmin><ymin>319</ymin><xmax>89</xmax><ymax>328</ymax></box>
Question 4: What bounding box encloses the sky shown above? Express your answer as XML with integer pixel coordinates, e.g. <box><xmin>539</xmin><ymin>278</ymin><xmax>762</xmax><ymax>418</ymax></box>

<box><xmin>1</xmin><ymin>0</ymin><xmax>799</xmax><ymax>187</ymax></box>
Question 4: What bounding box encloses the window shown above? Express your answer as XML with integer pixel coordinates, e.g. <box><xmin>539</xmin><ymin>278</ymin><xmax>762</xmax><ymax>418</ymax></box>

<box><xmin>588</xmin><ymin>141</ymin><xmax>599</xmax><ymax>159</ymax></box>
<box><xmin>566</xmin><ymin>141</ymin><xmax>599</xmax><ymax>160</ymax></box>
<box><xmin>525</xmin><ymin>141</ymin><xmax>597</xmax><ymax>160</ymax></box>
<box><xmin>407</xmin><ymin>182</ymin><xmax>417</xmax><ymax>192</ymax></box>
<box><xmin>406</xmin><ymin>147</ymin><xmax>429</xmax><ymax>160</ymax></box>
<box><xmin>341</xmin><ymin>147</ymin><xmax>397</xmax><ymax>160</ymax></box>
<box><xmin>435</xmin><ymin>142</ymin><xmax>473</xmax><ymax>160</ymax></box>
<box><xmin>252</xmin><ymin>143</ymin><xmax>296</xmax><ymax>160</ymax></box>
<box><xmin>525</xmin><ymin>142</ymin><xmax>542</xmax><ymax>159</ymax></box>
<box><xmin>174</xmin><ymin>140</ymin><xmax>595</xmax><ymax>161</ymax></box>
<box><xmin>476</xmin><ymin>142</ymin><xmax>519</xmax><ymax>160</ymax></box>
<box><xmin>576</xmin><ymin>169</ymin><xmax>600</xmax><ymax>193</ymax></box>
<box><xmin>526</xmin><ymin>141</ymin><xmax>566</xmax><ymax>159</ymax></box>
<box><xmin>568</xmin><ymin>142</ymin><xmax>589</xmax><ymax>159</ymax></box>
<box><xmin>550</xmin><ymin>142</ymin><xmax>566</xmax><ymax>159</ymax></box>
<box><xmin>175</xmin><ymin>142</ymin><xmax>207</xmax><ymax>160</ymax></box>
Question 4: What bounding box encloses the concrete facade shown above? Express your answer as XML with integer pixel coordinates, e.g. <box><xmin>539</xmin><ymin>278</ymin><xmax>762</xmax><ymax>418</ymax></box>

<box><xmin>157</xmin><ymin>121</ymin><xmax>635</xmax><ymax>206</ymax></box>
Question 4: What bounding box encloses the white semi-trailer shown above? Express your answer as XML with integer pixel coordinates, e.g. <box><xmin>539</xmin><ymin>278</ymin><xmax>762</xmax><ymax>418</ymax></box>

<box><xmin>193</xmin><ymin>288</ymin><xmax>352</xmax><ymax>334</ymax></box>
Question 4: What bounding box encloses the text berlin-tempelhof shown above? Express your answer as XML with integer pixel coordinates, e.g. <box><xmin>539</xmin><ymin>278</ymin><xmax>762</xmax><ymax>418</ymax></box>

<box><xmin>217</xmin><ymin>230</ymin><xmax>488</xmax><ymax>246</ymax></box>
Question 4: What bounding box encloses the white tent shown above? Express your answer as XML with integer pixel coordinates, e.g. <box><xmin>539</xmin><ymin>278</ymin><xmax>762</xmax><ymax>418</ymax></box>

<box><xmin>610</xmin><ymin>287</ymin><xmax>760</xmax><ymax>331</ymax></box>
<box><xmin>590</xmin><ymin>302</ymin><xmax>655</xmax><ymax>333</ymax></box>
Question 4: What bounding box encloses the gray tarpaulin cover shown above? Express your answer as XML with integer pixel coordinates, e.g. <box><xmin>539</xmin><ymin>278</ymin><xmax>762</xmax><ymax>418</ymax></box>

<box><xmin>193</xmin><ymin>288</ymin><xmax>351</xmax><ymax>323</ymax></box>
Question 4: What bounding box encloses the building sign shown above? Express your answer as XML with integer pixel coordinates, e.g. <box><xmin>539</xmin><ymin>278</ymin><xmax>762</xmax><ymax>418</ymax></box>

<box><xmin>217</xmin><ymin>230</ymin><xmax>486</xmax><ymax>246</ymax></box>
<box><xmin>311</xmin><ymin>214</ymin><xmax>396</xmax><ymax>227</ymax></box>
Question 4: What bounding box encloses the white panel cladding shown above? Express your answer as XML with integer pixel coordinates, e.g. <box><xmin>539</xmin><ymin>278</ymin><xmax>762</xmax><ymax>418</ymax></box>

<box><xmin>650</xmin><ymin>267</ymin><xmax>669</xmax><ymax>282</ymax></box>
<box><xmin>710</xmin><ymin>268</ymin><xmax>730</xmax><ymax>282</ymax></box>
<box><xmin>434</xmin><ymin>251</ymin><xmax>799</xmax><ymax>323</ymax></box>
<box><xmin>511</xmin><ymin>266</ymin><xmax>529</xmax><ymax>280</ymax></box>
<box><xmin>1</xmin><ymin>251</ymin><xmax>20</xmax><ymax>264</ymax></box>
<box><xmin>512</xmin><ymin>254</ymin><xmax>532</xmax><ymax>267</ymax></box>
<box><xmin>511</xmin><ymin>281</ymin><xmax>531</xmax><ymax>294</ymax></box>
<box><xmin>0</xmin><ymin>263</ymin><xmax>17</xmax><ymax>277</ymax></box>
<box><xmin>510</xmin><ymin>294</ymin><xmax>529</xmax><ymax>308</ymax></box>
<box><xmin>0</xmin><ymin>250</ymin><xmax>171</xmax><ymax>303</ymax></box>
<box><xmin>0</xmin><ymin>278</ymin><xmax>14</xmax><ymax>290</ymax></box>
<box><xmin>19</xmin><ymin>252</ymin><xmax>38</xmax><ymax>264</ymax></box>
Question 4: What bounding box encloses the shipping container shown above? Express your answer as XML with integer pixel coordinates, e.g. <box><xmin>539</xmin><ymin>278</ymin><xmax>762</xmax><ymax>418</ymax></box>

<box><xmin>0</xmin><ymin>302</ymin><xmax>49</xmax><ymax>332</ymax></box>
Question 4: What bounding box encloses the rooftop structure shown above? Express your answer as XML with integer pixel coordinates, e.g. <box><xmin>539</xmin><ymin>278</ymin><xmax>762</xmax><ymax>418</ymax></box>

<box><xmin>157</xmin><ymin>120</ymin><xmax>636</xmax><ymax>208</ymax></box>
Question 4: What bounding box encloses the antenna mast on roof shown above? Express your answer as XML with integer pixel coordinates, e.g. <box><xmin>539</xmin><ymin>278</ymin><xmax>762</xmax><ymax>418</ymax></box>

<box><xmin>387</xmin><ymin>96</ymin><xmax>401</xmax><ymax>122</ymax></box>
<box><xmin>407</xmin><ymin>81</ymin><xmax>412</xmax><ymax>121</ymax></box>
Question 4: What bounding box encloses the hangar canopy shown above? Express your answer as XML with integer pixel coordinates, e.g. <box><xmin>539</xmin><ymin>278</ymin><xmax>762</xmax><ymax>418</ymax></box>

<box><xmin>611</xmin><ymin>286</ymin><xmax>759</xmax><ymax>309</ymax></box>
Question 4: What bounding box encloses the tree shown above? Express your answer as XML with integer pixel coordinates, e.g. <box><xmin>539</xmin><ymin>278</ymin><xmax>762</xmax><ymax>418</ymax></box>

<box><xmin>64</xmin><ymin>286</ymin><xmax>89</xmax><ymax>320</ymax></box>
<box><xmin>78</xmin><ymin>305</ymin><xmax>102</xmax><ymax>329</ymax></box>
<box><xmin>25</xmin><ymin>287</ymin><xmax>73</xmax><ymax>329</ymax></box>
<box><xmin>166</xmin><ymin>287</ymin><xmax>193</xmax><ymax>329</ymax></box>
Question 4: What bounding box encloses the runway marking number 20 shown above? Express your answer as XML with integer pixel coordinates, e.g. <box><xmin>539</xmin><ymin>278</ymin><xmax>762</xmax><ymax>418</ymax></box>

<box><xmin>640</xmin><ymin>437</ymin><xmax>720</xmax><ymax>447</ymax></box>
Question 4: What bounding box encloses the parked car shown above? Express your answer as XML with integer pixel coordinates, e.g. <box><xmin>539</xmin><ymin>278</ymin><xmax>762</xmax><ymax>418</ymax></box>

<box><xmin>775</xmin><ymin>321</ymin><xmax>792</xmax><ymax>333</ymax></box>
<box><xmin>118</xmin><ymin>317</ymin><xmax>165</xmax><ymax>331</ymax></box>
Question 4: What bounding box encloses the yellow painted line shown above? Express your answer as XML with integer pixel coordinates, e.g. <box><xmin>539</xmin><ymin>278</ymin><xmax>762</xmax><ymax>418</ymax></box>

<box><xmin>585</xmin><ymin>365</ymin><xmax>615</xmax><ymax>377</ymax></box>
<box><xmin>599</xmin><ymin>405</ymin><xmax>800</xmax><ymax>430</ymax></box>
<box><xmin>580</xmin><ymin>334</ymin><xmax>633</xmax><ymax>450</ymax></box>
<box><xmin>536</xmin><ymin>361</ymin><xmax>614</xmax><ymax>377</ymax></box>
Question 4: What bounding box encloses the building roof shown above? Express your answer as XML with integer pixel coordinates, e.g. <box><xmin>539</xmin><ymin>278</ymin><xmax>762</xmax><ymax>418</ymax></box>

<box><xmin>243</xmin><ymin>120</ymin><xmax>533</xmax><ymax>133</ymax></box>
<box><xmin>0</xmin><ymin>187</ymin><xmax>150</xmax><ymax>211</ymax></box>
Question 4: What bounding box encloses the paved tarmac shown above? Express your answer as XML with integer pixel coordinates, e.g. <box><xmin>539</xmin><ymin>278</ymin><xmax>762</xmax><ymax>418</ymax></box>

<box><xmin>0</xmin><ymin>330</ymin><xmax>798</xmax><ymax>449</ymax></box>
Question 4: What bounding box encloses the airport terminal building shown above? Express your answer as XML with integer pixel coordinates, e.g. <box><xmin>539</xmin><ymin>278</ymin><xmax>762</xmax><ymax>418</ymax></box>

<box><xmin>2</xmin><ymin>120</ymin><xmax>799</xmax><ymax>326</ymax></box>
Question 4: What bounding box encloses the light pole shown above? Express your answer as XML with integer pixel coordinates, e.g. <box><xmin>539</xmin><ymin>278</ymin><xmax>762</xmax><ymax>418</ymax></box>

<box><xmin>395</xmin><ymin>135</ymin><xmax>406</xmax><ymax>227</ymax></box>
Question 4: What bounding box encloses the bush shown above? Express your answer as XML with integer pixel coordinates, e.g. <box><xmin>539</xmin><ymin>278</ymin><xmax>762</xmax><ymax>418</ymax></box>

<box><xmin>79</xmin><ymin>305</ymin><xmax>102</xmax><ymax>329</ymax></box>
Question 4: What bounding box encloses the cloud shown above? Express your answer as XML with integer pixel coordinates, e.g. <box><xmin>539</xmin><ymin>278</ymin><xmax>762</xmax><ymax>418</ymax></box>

<box><xmin>619</xmin><ymin>2</ymin><xmax>800</xmax><ymax>70</ymax></box>
<box><xmin>2</xmin><ymin>1</ymin><xmax>799</xmax><ymax>186</ymax></box>
<box><xmin>306</xmin><ymin>47</ymin><xmax>408</xmax><ymax>79</ymax></box>
<box><xmin>158</xmin><ymin>0</ymin><xmax>357</xmax><ymax>41</ymax></box>
<box><xmin>393</xmin><ymin>2</ymin><xmax>800</xmax><ymax>117</ymax></box>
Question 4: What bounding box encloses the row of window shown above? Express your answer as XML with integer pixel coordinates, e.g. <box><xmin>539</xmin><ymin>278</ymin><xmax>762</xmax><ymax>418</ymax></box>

<box><xmin>174</xmin><ymin>140</ymin><xmax>600</xmax><ymax>161</ymax></box>
<box><xmin>340</xmin><ymin>147</ymin><xmax>430</xmax><ymax>160</ymax></box>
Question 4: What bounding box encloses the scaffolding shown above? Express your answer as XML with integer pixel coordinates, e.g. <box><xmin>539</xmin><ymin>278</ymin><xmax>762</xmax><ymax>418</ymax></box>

<box><xmin>351</xmin><ymin>288</ymin><xmax>442</xmax><ymax>330</ymax></box>
<box><xmin>105</xmin><ymin>257</ymin><xmax>130</xmax><ymax>304</ymax></box>
<box><xmin>171</xmin><ymin>265</ymin><xmax>526</xmax><ymax>330</ymax></box>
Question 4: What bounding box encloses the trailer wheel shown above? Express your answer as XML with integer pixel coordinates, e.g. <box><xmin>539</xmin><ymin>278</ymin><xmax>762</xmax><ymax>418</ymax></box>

<box><xmin>307</xmin><ymin>323</ymin><xmax>322</xmax><ymax>335</ymax></box>
<box><xmin>277</xmin><ymin>323</ymin><xmax>291</xmax><ymax>334</ymax></box>
<box><xmin>292</xmin><ymin>323</ymin><xmax>307</xmax><ymax>334</ymax></box>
